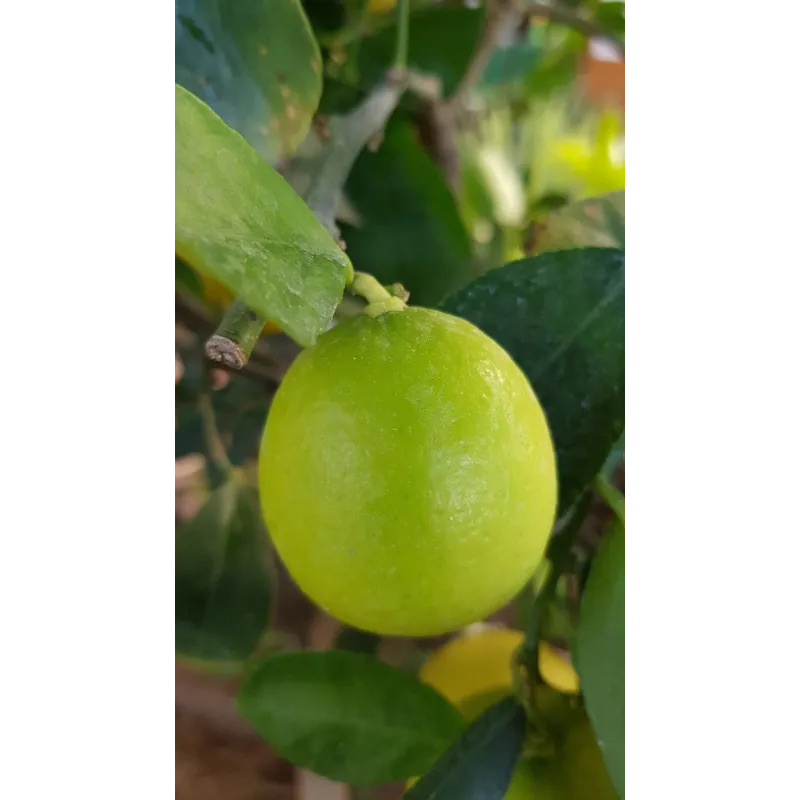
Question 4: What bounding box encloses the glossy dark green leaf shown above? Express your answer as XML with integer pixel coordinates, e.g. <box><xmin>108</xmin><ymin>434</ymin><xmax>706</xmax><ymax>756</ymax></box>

<box><xmin>534</xmin><ymin>192</ymin><xmax>625</xmax><ymax>254</ymax></box>
<box><xmin>176</xmin><ymin>476</ymin><xmax>273</xmax><ymax>662</ymax></box>
<box><xmin>175</xmin><ymin>85</ymin><xmax>352</xmax><ymax>347</ymax></box>
<box><xmin>354</xmin><ymin>5</ymin><xmax>483</xmax><ymax>99</ymax></box>
<box><xmin>576</xmin><ymin>521</ymin><xmax>625</xmax><ymax>798</ymax></box>
<box><xmin>238</xmin><ymin>650</ymin><xmax>464</xmax><ymax>785</ymax></box>
<box><xmin>175</xmin><ymin>0</ymin><xmax>322</xmax><ymax>162</ymax></box>
<box><xmin>404</xmin><ymin>696</ymin><xmax>526</xmax><ymax>800</ymax></box>
<box><xmin>340</xmin><ymin>118</ymin><xmax>472</xmax><ymax>306</ymax></box>
<box><xmin>442</xmin><ymin>248</ymin><xmax>624</xmax><ymax>512</ymax></box>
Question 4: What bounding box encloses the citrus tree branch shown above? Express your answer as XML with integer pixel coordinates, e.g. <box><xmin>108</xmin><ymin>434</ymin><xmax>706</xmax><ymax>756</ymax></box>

<box><xmin>393</xmin><ymin>0</ymin><xmax>411</xmax><ymax>72</ymax></box>
<box><xmin>198</xmin><ymin>374</ymin><xmax>233</xmax><ymax>478</ymax></box>
<box><xmin>205</xmin><ymin>299</ymin><xmax>266</xmax><ymax>370</ymax></box>
<box><xmin>448</xmin><ymin>0</ymin><xmax>624</xmax><ymax>114</ymax></box>
<box><xmin>303</xmin><ymin>79</ymin><xmax>406</xmax><ymax>241</ymax></box>
<box><xmin>448</xmin><ymin>0</ymin><xmax>516</xmax><ymax>109</ymax></box>
<box><xmin>202</xmin><ymin>73</ymin><xmax>408</xmax><ymax>370</ymax></box>
<box><xmin>176</xmin><ymin>295</ymin><xmax>284</xmax><ymax>388</ymax></box>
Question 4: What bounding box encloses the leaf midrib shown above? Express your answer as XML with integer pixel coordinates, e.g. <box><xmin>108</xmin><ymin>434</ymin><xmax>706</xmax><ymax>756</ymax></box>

<box><xmin>529</xmin><ymin>271</ymin><xmax>624</xmax><ymax>382</ymax></box>
<box><xmin>250</xmin><ymin>698</ymin><xmax>460</xmax><ymax>749</ymax></box>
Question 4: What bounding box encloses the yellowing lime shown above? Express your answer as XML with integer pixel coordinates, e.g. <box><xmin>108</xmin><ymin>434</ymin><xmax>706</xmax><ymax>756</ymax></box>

<box><xmin>419</xmin><ymin>626</ymin><xmax>523</xmax><ymax>714</ymax></box>
<box><xmin>259</xmin><ymin>308</ymin><xmax>557</xmax><ymax>636</ymax></box>
<box><xmin>539</xmin><ymin>642</ymin><xmax>581</xmax><ymax>695</ymax></box>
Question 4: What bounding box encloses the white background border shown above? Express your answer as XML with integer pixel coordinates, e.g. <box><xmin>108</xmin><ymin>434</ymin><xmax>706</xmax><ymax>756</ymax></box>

<box><xmin>1</xmin><ymin>0</ymin><xmax>799</xmax><ymax>798</ymax></box>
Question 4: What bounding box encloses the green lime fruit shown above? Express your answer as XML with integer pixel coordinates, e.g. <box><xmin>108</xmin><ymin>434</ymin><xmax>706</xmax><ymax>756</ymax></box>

<box><xmin>259</xmin><ymin>307</ymin><xmax>557</xmax><ymax>636</ymax></box>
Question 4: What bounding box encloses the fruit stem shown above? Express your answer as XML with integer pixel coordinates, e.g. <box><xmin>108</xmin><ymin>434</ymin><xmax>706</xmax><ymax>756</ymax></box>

<box><xmin>205</xmin><ymin>299</ymin><xmax>267</xmax><ymax>370</ymax></box>
<box><xmin>350</xmin><ymin>271</ymin><xmax>407</xmax><ymax>317</ymax></box>
<box><xmin>518</xmin><ymin>492</ymin><xmax>591</xmax><ymax>672</ymax></box>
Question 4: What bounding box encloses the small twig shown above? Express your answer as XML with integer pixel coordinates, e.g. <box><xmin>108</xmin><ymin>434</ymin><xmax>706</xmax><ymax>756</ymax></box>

<box><xmin>175</xmin><ymin>295</ymin><xmax>284</xmax><ymax>388</ymax></box>
<box><xmin>198</xmin><ymin>374</ymin><xmax>233</xmax><ymax>478</ymax></box>
<box><xmin>392</xmin><ymin>0</ymin><xmax>411</xmax><ymax>72</ymax></box>
<box><xmin>448</xmin><ymin>0</ymin><xmax>515</xmax><ymax>109</ymax></box>
<box><xmin>447</xmin><ymin>0</ymin><xmax>624</xmax><ymax>116</ymax></box>
<box><xmin>595</xmin><ymin>473</ymin><xmax>625</xmax><ymax>525</ymax></box>
<box><xmin>205</xmin><ymin>299</ymin><xmax>266</xmax><ymax>370</ymax></box>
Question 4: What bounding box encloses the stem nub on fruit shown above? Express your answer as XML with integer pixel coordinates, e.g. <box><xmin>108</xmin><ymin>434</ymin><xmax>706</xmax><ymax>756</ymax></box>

<box><xmin>350</xmin><ymin>272</ymin><xmax>407</xmax><ymax>317</ymax></box>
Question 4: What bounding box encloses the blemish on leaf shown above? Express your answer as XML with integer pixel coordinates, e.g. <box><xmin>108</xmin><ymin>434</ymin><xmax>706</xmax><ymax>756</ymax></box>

<box><xmin>177</xmin><ymin>14</ymin><xmax>215</xmax><ymax>55</ymax></box>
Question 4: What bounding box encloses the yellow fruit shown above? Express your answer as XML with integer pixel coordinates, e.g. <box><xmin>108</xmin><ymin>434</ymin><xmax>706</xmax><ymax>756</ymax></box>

<box><xmin>419</xmin><ymin>626</ymin><xmax>580</xmax><ymax>707</ymax></box>
<box><xmin>419</xmin><ymin>626</ymin><xmax>523</xmax><ymax>712</ymax></box>
<box><xmin>368</xmin><ymin>0</ymin><xmax>398</xmax><ymax>13</ymax></box>
<box><xmin>539</xmin><ymin>642</ymin><xmax>581</xmax><ymax>695</ymax></box>
<box><xmin>259</xmin><ymin>308</ymin><xmax>557</xmax><ymax>636</ymax></box>
<box><xmin>408</xmin><ymin>627</ymin><xmax>574</xmax><ymax>799</ymax></box>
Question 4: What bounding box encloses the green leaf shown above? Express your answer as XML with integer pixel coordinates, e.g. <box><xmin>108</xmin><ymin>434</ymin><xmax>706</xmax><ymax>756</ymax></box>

<box><xmin>404</xmin><ymin>696</ymin><xmax>526</xmax><ymax>800</ymax></box>
<box><xmin>441</xmin><ymin>248</ymin><xmax>624</xmax><ymax>512</ymax></box>
<box><xmin>175</xmin><ymin>0</ymin><xmax>322</xmax><ymax>162</ymax></box>
<box><xmin>340</xmin><ymin>118</ymin><xmax>473</xmax><ymax>306</ymax></box>
<box><xmin>576</xmin><ymin>521</ymin><xmax>625</xmax><ymax>798</ymax></box>
<box><xmin>175</xmin><ymin>84</ymin><xmax>352</xmax><ymax>347</ymax></box>
<box><xmin>534</xmin><ymin>192</ymin><xmax>625</xmax><ymax>255</ymax></box>
<box><xmin>176</xmin><ymin>476</ymin><xmax>273</xmax><ymax>662</ymax></box>
<box><xmin>238</xmin><ymin>650</ymin><xmax>464</xmax><ymax>785</ymax></box>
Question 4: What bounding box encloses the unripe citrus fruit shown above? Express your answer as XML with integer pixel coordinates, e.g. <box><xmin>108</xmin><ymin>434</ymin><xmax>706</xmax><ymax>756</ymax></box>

<box><xmin>418</xmin><ymin>626</ymin><xmax>580</xmax><ymax>717</ymax></box>
<box><xmin>259</xmin><ymin>307</ymin><xmax>557</xmax><ymax>636</ymax></box>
